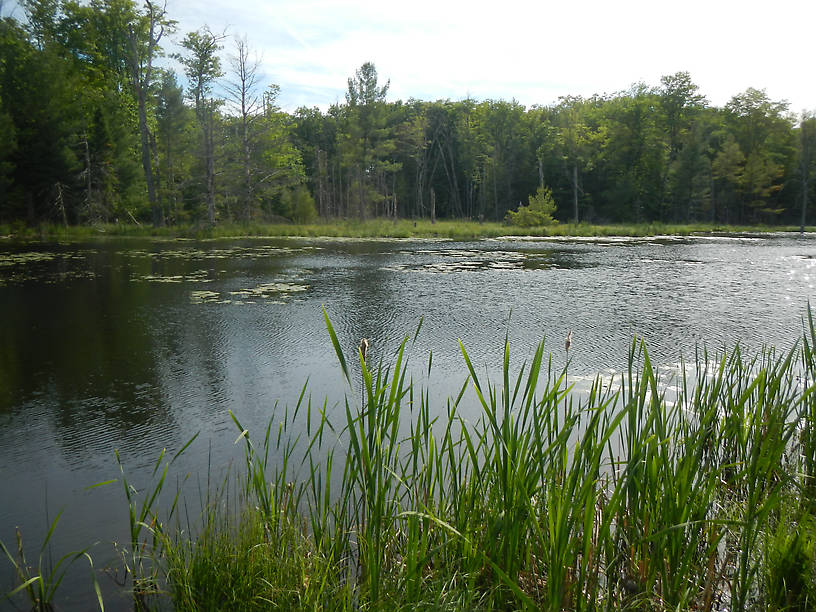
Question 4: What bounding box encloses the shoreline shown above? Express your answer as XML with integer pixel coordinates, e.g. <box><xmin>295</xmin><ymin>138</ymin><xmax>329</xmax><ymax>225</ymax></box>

<box><xmin>1</xmin><ymin>220</ymin><xmax>813</xmax><ymax>242</ymax></box>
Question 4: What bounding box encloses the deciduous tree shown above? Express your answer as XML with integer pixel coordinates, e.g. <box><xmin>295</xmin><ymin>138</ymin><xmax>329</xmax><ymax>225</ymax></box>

<box><xmin>176</xmin><ymin>26</ymin><xmax>225</xmax><ymax>224</ymax></box>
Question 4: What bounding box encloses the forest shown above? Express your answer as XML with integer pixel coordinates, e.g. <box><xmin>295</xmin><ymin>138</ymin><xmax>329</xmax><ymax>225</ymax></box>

<box><xmin>1</xmin><ymin>0</ymin><xmax>815</xmax><ymax>229</ymax></box>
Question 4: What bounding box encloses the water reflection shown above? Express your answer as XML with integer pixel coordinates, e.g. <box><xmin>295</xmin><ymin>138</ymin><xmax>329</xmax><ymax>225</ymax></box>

<box><xmin>1</xmin><ymin>234</ymin><xmax>815</xmax><ymax>609</ymax></box>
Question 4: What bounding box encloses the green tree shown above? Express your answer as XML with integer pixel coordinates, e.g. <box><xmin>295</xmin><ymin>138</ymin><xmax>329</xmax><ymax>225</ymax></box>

<box><xmin>724</xmin><ymin>88</ymin><xmax>795</xmax><ymax>222</ymax></box>
<box><xmin>0</xmin><ymin>12</ymin><xmax>81</xmax><ymax>222</ymax></box>
<box><xmin>246</xmin><ymin>86</ymin><xmax>305</xmax><ymax>220</ymax></box>
<box><xmin>18</xmin><ymin>0</ymin><xmax>60</xmax><ymax>49</ymax></box>
<box><xmin>601</xmin><ymin>85</ymin><xmax>665</xmax><ymax>222</ymax></box>
<box><xmin>339</xmin><ymin>62</ymin><xmax>400</xmax><ymax>218</ymax></box>
<box><xmin>395</xmin><ymin>101</ymin><xmax>431</xmax><ymax>219</ymax></box>
<box><xmin>669</xmin><ymin>108</ymin><xmax>720</xmax><ymax>222</ymax></box>
<box><xmin>473</xmin><ymin>99</ymin><xmax>532</xmax><ymax>221</ymax></box>
<box><xmin>658</xmin><ymin>71</ymin><xmax>707</xmax><ymax>220</ymax></box>
<box><xmin>505</xmin><ymin>185</ymin><xmax>558</xmax><ymax>226</ymax></box>
<box><xmin>292</xmin><ymin>105</ymin><xmax>339</xmax><ymax>216</ymax></box>
<box><xmin>176</xmin><ymin>26</ymin><xmax>225</xmax><ymax>224</ymax></box>
<box><xmin>550</xmin><ymin>96</ymin><xmax>607</xmax><ymax>222</ymax></box>
<box><xmin>797</xmin><ymin>113</ymin><xmax>816</xmax><ymax>231</ymax></box>
<box><xmin>155</xmin><ymin>69</ymin><xmax>194</xmax><ymax>223</ymax></box>
<box><xmin>281</xmin><ymin>184</ymin><xmax>317</xmax><ymax>223</ymax></box>
<box><xmin>125</xmin><ymin>0</ymin><xmax>174</xmax><ymax>226</ymax></box>
<box><xmin>0</xmin><ymin>92</ymin><xmax>16</xmax><ymax>214</ymax></box>
<box><xmin>712</xmin><ymin>134</ymin><xmax>745</xmax><ymax>224</ymax></box>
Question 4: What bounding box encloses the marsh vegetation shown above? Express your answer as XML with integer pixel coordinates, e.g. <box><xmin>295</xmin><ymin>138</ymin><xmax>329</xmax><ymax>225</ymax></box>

<box><xmin>7</xmin><ymin>312</ymin><xmax>816</xmax><ymax>610</ymax></box>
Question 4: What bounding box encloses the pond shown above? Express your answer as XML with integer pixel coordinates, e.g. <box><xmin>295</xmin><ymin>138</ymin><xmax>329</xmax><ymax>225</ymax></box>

<box><xmin>1</xmin><ymin>232</ymin><xmax>815</xmax><ymax>609</ymax></box>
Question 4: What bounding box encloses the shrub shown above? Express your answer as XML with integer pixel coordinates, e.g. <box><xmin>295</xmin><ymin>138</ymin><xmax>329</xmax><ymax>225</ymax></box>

<box><xmin>504</xmin><ymin>185</ymin><xmax>558</xmax><ymax>227</ymax></box>
<box><xmin>283</xmin><ymin>185</ymin><xmax>318</xmax><ymax>224</ymax></box>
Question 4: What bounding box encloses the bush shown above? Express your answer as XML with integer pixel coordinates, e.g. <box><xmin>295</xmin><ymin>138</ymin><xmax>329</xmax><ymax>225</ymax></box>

<box><xmin>765</xmin><ymin>510</ymin><xmax>816</xmax><ymax>611</ymax></box>
<box><xmin>282</xmin><ymin>186</ymin><xmax>318</xmax><ymax>224</ymax></box>
<box><xmin>504</xmin><ymin>185</ymin><xmax>558</xmax><ymax>227</ymax></box>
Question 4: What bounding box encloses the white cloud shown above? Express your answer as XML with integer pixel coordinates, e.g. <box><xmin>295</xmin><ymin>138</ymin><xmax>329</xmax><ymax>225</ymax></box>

<box><xmin>8</xmin><ymin>0</ymin><xmax>814</xmax><ymax>113</ymax></box>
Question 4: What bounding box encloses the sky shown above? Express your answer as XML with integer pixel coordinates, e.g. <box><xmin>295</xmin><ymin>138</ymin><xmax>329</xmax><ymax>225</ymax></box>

<box><xmin>5</xmin><ymin>0</ymin><xmax>816</xmax><ymax>114</ymax></box>
<box><xmin>159</xmin><ymin>0</ymin><xmax>815</xmax><ymax>114</ymax></box>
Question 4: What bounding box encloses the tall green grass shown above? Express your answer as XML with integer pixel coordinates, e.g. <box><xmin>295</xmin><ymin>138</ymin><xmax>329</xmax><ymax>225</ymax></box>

<box><xmin>5</xmin><ymin>312</ymin><xmax>816</xmax><ymax>610</ymax></box>
<box><xmin>0</xmin><ymin>512</ymin><xmax>104</xmax><ymax>611</ymax></box>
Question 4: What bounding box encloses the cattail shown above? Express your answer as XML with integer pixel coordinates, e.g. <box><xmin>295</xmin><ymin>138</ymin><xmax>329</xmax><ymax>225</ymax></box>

<box><xmin>565</xmin><ymin>330</ymin><xmax>573</xmax><ymax>353</ymax></box>
<box><xmin>360</xmin><ymin>338</ymin><xmax>370</xmax><ymax>362</ymax></box>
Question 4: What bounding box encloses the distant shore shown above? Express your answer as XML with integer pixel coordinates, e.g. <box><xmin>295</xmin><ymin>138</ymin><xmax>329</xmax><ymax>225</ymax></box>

<box><xmin>2</xmin><ymin>220</ymin><xmax>813</xmax><ymax>242</ymax></box>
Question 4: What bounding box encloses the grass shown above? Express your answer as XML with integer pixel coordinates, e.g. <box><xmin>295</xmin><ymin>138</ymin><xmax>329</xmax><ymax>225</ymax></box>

<box><xmin>0</xmin><ymin>512</ymin><xmax>103</xmax><ymax>611</ymax></box>
<box><xmin>5</xmin><ymin>311</ymin><xmax>816</xmax><ymax>610</ymax></box>
<box><xmin>1</xmin><ymin>219</ymin><xmax>813</xmax><ymax>241</ymax></box>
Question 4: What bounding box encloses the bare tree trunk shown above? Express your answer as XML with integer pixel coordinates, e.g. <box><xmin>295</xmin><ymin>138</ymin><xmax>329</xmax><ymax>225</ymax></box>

<box><xmin>227</xmin><ymin>37</ymin><xmax>259</xmax><ymax>222</ymax></box>
<box><xmin>430</xmin><ymin>187</ymin><xmax>436</xmax><ymax>224</ymax></box>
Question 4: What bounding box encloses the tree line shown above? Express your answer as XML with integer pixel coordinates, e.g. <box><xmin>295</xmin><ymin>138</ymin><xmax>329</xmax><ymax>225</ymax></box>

<box><xmin>2</xmin><ymin>0</ymin><xmax>815</xmax><ymax>228</ymax></box>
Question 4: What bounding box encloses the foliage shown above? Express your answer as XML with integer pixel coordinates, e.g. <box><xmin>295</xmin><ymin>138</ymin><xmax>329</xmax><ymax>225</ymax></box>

<box><xmin>504</xmin><ymin>185</ymin><xmax>558</xmax><ymax>226</ymax></box>
<box><xmin>282</xmin><ymin>185</ymin><xmax>317</xmax><ymax>223</ymax></box>
<box><xmin>0</xmin><ymin>4</ymin><xmax>811</xmax><ymax>228</ymax></box>
<box><xmin>764</xmin><ymin>506</ymin><xmax>816</xmax><ymax>611</ymax></box>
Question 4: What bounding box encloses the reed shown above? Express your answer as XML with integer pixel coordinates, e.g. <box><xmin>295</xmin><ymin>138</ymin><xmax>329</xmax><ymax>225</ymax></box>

<box><xmin>5</xmin><ymin>311</ymin><xmax>816</xmax><ymax>610</ymax></box>
<box><xmin>0</xmin><ymin>513</ymin><xmax>103</xmax><ymax>611</ymax></box>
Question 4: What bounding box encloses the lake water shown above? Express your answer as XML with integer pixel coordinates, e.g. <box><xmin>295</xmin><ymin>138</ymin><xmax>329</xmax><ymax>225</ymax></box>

<box><xmin>1</xmin><ymin>233</ymin><xmax>815</xmax><ymax>608</ymax></box>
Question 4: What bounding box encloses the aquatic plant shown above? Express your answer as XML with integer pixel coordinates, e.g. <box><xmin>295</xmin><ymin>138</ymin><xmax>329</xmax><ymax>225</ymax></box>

<box><xmin>7</xmin><ymin>310</ymin><xmax>816</xmax><ymax>610</ymax></box>
<box><xmin>0</xmin><ymin>513</ymin><xmax>103</xmax><ymax>611</ymax></box>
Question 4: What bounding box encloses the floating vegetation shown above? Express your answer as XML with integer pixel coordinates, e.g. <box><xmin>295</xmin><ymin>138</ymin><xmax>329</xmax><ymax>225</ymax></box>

<box><xmin>0</xmin><ymin>251</ymin><xmax>61</xmax><ymax>266</ymax></box>
<box><xmin>124</xmin><ymin>244</ymin><xmax>320</xmax><ymax>261</ymax></box>
<box><xmin>0</xmin><ymin>249</ymin><xmax>101</xmax><ymax>286</ymax></box>
<box><xmin>384</xmin><ymin>248</ymin><xmax>581</xmax><ymax>273</ymax></box>
<box><xmin>190</xmin><ymin>281</ymin><xmax>309</xmax><ymax>305</ymax></box>
<box><xmin>0</xmin><ymin>249</ymin><xmax>95</xmax><ymax>270</ymax></box>
<box><xmin>228</xmin><ymin>282</ymin><xmax>308</xmax><ymax>299</ymax></box>
<box><xmin>135</xmin><ymin>270</ymin><xmax>215</xmax><ymax>284</ymax></box>
<box><xmin>0</xmin><ymin>250</ymin><xmax>100</xmax><ymax>286</ymax></box>
<box><xmin>189</xmin><ymin>290</ymin><xmax>225</xmax><ymax>304</ymax></box>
